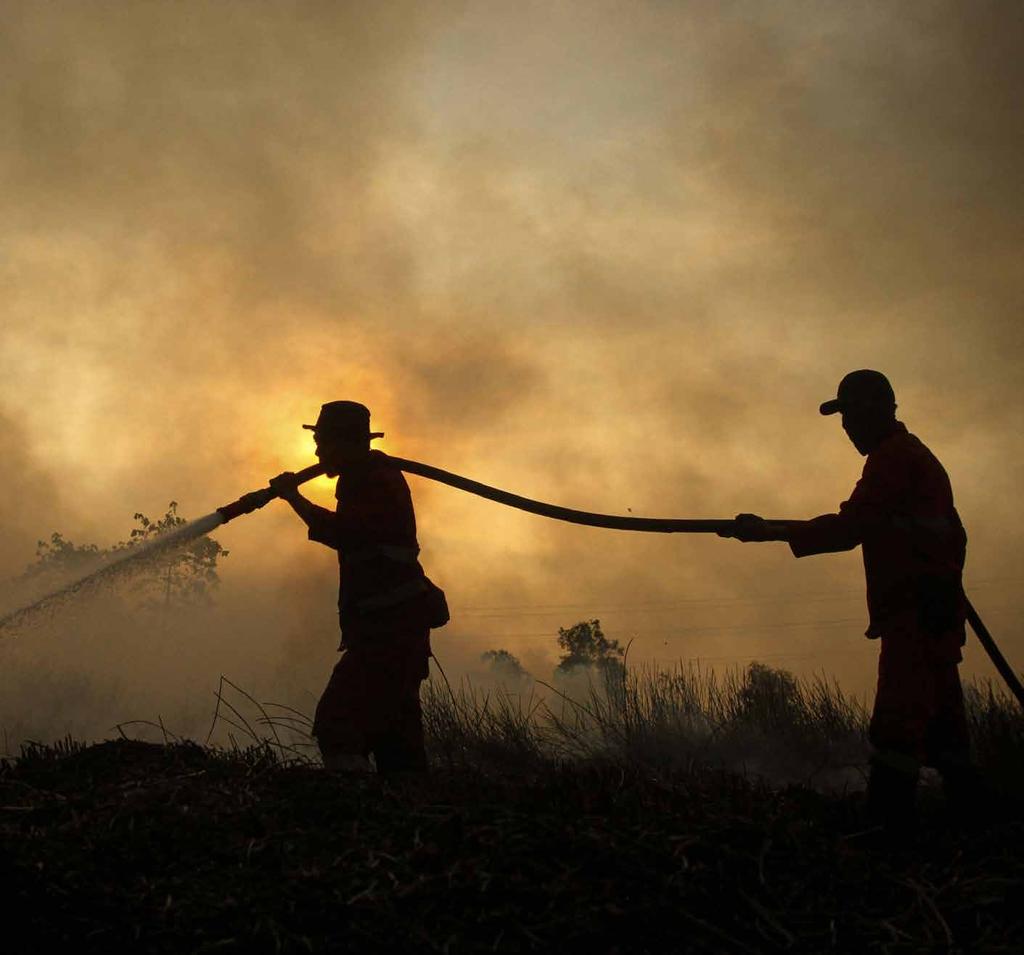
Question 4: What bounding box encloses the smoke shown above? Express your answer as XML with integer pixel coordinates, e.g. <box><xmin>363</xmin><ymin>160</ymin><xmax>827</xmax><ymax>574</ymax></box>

<box><xmin>2</xmin><ymin>1</ymin><xmax>1022</xmax><ymax>743</ymax></box>
<box><xmin>0</xmin><ymin>412</ymin><xmax>69</xmax><ymax>586</ymax></box>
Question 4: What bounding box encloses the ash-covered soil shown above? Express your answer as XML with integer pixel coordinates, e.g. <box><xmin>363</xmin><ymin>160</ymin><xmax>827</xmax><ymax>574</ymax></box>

<box><xmin>1</xmin><ymin>740</ymin><xmax>1020</xmax><ymax>953</ymax></box>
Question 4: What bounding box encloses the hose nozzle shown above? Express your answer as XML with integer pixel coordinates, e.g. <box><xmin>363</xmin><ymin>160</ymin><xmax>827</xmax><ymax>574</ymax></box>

<box><xmin>216</xmin><ymin>463</ymin><xmax>327</xmax><ymax>523</ymax></box>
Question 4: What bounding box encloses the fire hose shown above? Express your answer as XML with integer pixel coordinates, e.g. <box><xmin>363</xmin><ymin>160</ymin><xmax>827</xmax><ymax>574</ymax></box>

<box><xmin>217</xmin><ymin>456</ymin><xmax>1024</xmax><ymax>709</ymax></box>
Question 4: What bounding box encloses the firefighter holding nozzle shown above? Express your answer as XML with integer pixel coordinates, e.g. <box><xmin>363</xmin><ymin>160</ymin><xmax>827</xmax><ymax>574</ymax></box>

<box><xmin>719</xmin><ymin>370</ymin><xmax>979</xmax><ymax>831</ymax></box>
<box><xmin>269</xmin><ymin>401</ymin><xmax>448</xmax><ymax>775</ymax></box>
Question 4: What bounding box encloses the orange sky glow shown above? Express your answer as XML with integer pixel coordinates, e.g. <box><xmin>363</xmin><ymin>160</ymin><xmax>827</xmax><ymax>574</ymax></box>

<box><xmin>1</xmin><ymin>1</ymin><xmax>1021</xmax><ymax>741</ymax></box>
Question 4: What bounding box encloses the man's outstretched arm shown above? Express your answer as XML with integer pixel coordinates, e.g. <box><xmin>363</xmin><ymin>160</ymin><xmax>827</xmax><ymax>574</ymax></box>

<box><xmin>719</xmin><ymin>454</ymin><xmax>903</xmax><ymax>555</ymax></box>
<box><xmin>718</xmin><ymin>511</ymin><xmax>859</xmax><ymax>554</ymax></box>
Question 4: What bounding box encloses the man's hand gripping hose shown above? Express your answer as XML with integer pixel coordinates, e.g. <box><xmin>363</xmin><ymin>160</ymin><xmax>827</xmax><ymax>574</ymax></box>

<box><xmin>216</xmin><ymin>463</ymin><xmax>326</xmax><ymax>522</ymax></box>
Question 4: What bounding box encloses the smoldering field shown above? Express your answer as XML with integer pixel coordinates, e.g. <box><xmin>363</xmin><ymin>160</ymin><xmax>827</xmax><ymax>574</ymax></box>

<box><xmin>3</xmin><ymin>531</ymin><xmax>1024</xmax><ymax>955</ymax></box>
<box><xmin>2</xmin><ymin>1</ymin><xmax>1023</xmax><ymax>769</ymax></box>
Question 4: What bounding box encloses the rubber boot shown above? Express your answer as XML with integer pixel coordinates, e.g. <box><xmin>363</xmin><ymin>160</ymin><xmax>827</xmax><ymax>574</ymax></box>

<box><xmin>938</xmin><ymin>762</ymin><xmax>1001</xmax><ymax>827</ymax></box>
<box><xmin>866</xmin><ymin>759</ymin><xmax>919</xmax><ymax>841</ymax></box>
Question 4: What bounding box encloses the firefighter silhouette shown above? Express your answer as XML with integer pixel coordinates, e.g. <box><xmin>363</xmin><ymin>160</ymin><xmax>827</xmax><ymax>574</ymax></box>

<box><xmin>270</xmin><ymin>402</ymin><xmax>447</xmax><ymax>774</ymax></box>
<box><xmin>719</xmin><ymin>371</ymin><xmax>978</xmax><ymax>830</ymax></box>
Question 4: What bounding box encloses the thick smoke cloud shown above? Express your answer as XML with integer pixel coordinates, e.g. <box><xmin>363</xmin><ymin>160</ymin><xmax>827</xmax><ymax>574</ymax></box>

<box><xmin>1</xmin><ymin>1</ymin><xmax>1021</xmax><ymax>742</ymax></box>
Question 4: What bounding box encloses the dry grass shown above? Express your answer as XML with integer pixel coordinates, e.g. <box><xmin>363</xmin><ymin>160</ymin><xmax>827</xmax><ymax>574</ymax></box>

<box><xmin>2</xmin><ymin>660</ymin><xmax>1022</xmax><ymax>952</ymax></box>
<box><xmin>421</xmin><ymin>660</ymin><xmax>1024</xmax><ymax>802</ymax></box>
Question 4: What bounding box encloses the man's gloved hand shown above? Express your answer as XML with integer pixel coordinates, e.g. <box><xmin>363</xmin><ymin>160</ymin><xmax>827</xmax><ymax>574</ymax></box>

<box><xmin>268</xmin><ymin>471</ymin><xmax>302</xmax><ymax>501</ymax></box>
<box><xmin>718</xmin><ymin>513</ymin><xmax>775</xmax><ymax>542</ymax></box>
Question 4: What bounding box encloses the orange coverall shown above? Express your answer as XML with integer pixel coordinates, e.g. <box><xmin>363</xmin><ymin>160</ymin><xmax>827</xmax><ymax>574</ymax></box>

<box><xmin>787</xmin><ymin>423</ymin><xmax>970</xmax><ymax>771</ymax></box>
<box><xmin>304</xmin><ymin>450</ymin><xmax>435</xmax><ymax>771</ymax></box>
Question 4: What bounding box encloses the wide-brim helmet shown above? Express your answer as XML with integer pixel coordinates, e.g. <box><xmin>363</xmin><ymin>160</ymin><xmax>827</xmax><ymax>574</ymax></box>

<box><xmin>302</xmin><ymin>401</ymin><xmax>384</xmax><ymax>440</ymax></box>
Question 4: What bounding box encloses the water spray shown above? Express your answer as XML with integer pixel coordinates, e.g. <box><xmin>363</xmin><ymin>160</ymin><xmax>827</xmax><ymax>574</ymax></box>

<box><xmin>0</xmin><ymin>462</ymin><xmax>327</xmax><ymax>631</ymax></box>
<box><xmin>0</xmin><ymin>511</ymin><xmax>228</xmax><ymax>632</ymax></box>
<box><xmin>3</xmin><ymin>456</ymin><xmax>1020</xmax><ymax>711</ymax></box>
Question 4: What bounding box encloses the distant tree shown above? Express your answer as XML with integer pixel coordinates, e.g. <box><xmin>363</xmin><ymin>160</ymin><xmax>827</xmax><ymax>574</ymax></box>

<box><xmin>736</xmin><ymin>662</ymin><xmax>801</xmax><ymax>727</ymax></box>
<box><xmin>481</xmin><ymin>648</ymin><xmax>529</xmax><ymax>681</ymax></box>
<box><xmin>23</xmin><ymin>533</ymin><xmax>103</xmax><ymax>582</ymax></box>
<box><xmin>555</xmin><ymin>619</ymin><xmax>624</xmax><ymax>673</ymax></box>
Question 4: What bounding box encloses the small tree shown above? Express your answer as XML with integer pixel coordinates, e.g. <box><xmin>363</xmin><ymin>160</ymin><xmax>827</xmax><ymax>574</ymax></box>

<box><xmin>481</xmin><ymin>649</ymin><xmax>529</xmax><ymax>682</ymax></box>
<box><xmin>114</xmin><ymin>502</ymin><xmax>228</xmax><ymax>609</ymax></box>
<box><xmin>555</xmin><ymin>619</ymin><xmax>624</xmax><ymax>673</ymax></box>
<box><xmin>24</xmin><ymin>533</ymin><xmax>103</xmax><ymax>583</ymax></box>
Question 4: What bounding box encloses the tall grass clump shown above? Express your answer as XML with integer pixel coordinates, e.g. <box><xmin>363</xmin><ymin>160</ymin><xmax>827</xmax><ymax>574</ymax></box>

<box><xmin>420</xmin><ymin>679</ymin><xmax>551</xmax><ymax>772</ymax></box>
<box><xmin>418</xmin><ymin>660</ymin><xmax>871</xmax><ymax>788</ymax></box>
<box><xmin>421</xmin><ymin>660</ymin><xmax>1024</xmax><ymax>795</ymax></box>
<box><xmin>541</xmin><ymin>661</ymin><xmax>871</xmax><ymax>789</ymax></box>
<box><xmin>963</xmin><ymin>679</ymin><xmax>1024</xmax><ymax>798</ymax></box>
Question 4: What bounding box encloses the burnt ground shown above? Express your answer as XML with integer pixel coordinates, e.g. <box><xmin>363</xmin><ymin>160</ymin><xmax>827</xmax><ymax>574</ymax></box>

<box><xmin>0</xmin><ymin>740</ymin><xmax>1021</xmax><ymax>954</ymax></box>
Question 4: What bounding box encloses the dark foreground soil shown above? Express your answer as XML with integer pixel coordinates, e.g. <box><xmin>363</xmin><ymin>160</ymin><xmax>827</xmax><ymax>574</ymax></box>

<box><xmin>1</xmin><ymin>740</ymin><xmax>1020</xmax><ymax>954</ymax></box>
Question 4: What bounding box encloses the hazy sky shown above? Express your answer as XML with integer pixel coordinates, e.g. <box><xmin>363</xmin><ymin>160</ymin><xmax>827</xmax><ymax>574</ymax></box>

<box><xmin>2</xmin><ymin>0</ymin><xmax>1021</xmax><ymax>728</ymax></box>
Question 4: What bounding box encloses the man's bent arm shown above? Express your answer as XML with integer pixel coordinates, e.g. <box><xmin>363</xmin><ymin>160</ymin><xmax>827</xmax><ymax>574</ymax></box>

<box><xmin>268</xmin><ymin>472</ymin><xmax>342</xmax><ymax>548</ymax></box>
<box><xmin>284</xmin><ymin>490</ymin><xmax>342</xmax><ymax>548</ymax></box>
<box><xmin>270</xmin><ymin>469</ymin><xmax>414</xmax><ymax>552</ymax></box>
